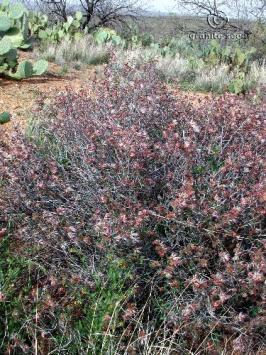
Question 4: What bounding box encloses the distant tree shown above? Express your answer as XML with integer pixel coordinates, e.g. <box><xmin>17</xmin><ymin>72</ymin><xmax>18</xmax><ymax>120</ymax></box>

<box><xmin>175</xmin><ymin>0</ymin><xmax>266</xmax><ymax>21</ymax></box>
<box><xmin>33</xmin><ymin>0</ymin><xmax>70</xmax><ymax>21</ymax></box>
<box><xmin>79</xmin><ymin>0</ymin><xmax>143</xmax><ymax>29</ymax></box>
<box><xmin>30</xmin><ymin>0</ymin><xmax>144</xmax><ymax>29</ymax></box>
<box><xmin>174</xmin><ymin>0</ymin><xmax>265</xmax><ymax>32</ymax></box>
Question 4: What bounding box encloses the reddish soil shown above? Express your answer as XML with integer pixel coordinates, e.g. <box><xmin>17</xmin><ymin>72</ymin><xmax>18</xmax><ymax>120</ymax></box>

<box><xmin>0</xmin><ymin>58</ymin><xmax>100</xmax><ymax>143</ymax></box>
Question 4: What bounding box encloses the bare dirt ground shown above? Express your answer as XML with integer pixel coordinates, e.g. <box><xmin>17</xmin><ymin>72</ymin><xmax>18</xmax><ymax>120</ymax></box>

<box><xmin>0</xmin><ymin>59</ymin><xmax>99</xmax><ymax>142</ymax></box>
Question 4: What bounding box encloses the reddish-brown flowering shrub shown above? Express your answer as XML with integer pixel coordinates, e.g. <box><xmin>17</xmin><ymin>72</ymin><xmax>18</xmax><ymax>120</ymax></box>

<box><xmin>1</xmin><ymin>62</ymin><xmax>265</xmax><ymax>352</ymax></box>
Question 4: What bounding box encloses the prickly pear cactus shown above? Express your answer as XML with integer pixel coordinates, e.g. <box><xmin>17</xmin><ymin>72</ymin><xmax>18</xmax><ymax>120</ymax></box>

<box><xmin>28</xmin><ymin>12</ymin><xmax>48</xmax><ymax>36</ymax></box>
<box><xmin>0</xmin><ymin>2</ymin><xmax>48</xmax><ymax>80</ymax></box>
<box><xmin>36</xmin><ymin>11</ymin><xmax>84</xmax><ymax>44</ymax></box>
<box><xmin>0</xmin><ymin>0</ymin><xmax>30</xmax><ymax>49</ymax></box>
<box><xmin>93</xmin><ymin>28</ymin><xmax>124</xmax><ymax>47</ymax></box>
<box><xmin>93</xmin><ymin>28</ymin><xmax>116</xmax><ymax>44</ymax></box>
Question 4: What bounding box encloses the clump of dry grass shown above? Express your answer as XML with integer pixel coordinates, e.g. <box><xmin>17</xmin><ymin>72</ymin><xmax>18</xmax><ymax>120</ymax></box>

<box><xmin>193</xmin><ymin>64</ymin><xmax>233</xmax><ymax>92</ymax></box>
<box><xmin>154</xmin><ymin>55</ymin><xmax>191</xmax><ymax>79</ymax></box>
<box><xmin>37</xmin><ymin>35</ymin><xmax>110</xmax><ymax>67</ymax></box>
<box><xmin>248</xmin><ymin>60</ymin><xmax>266</xmax><ymax>86</ymax></box>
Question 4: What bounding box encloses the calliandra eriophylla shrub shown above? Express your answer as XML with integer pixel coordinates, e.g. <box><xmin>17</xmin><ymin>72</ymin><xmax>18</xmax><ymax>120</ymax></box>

<box><xmin>10</xmin><ymin>62</ymin><xmax>266</xmax><ymax>352</ymax></box>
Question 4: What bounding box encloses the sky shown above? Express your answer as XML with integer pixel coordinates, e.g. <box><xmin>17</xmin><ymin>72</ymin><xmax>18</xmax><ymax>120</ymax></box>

<box><xmin>148</xmin><ymin>0</ymin><xmax>177</xmax><ymax>13</ymax></box>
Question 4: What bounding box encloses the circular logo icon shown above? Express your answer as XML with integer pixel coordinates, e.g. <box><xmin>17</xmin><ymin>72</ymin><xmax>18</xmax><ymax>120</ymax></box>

<box><xmin>207</xmin><ymin>11</ymin><xmax>229</xmax><ymax>29</ymax></box>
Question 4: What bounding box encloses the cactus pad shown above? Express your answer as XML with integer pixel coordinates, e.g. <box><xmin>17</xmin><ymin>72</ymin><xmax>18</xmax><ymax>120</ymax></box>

<box><xmin>9</xmin><ymin>3</ymin><xmax>25</xmax><ymax>19</ymax></box>
<box><xmin>15</xmin><ymin>61</ymin><xmax>33</xmax><ymax>79</ymax></box>
<box><xmin>0</xmin><ymin>112</ymin><xmax>11</xmax><ymax>124</ymax></box>
<box><xmin>3</xmin><ymin>28</ymin><xmax>24</xmax><ymax>48</ymax></box>
<box><xmin>0</xmin><ymin>37</ymin><xmax>12</xmax><ymax>55</ymax></box>
<box><xmin>33</xmin><ymin>59</ymin><xmax>48</xmax><ymax>76</ymax></box>
<box><xmin>0</xmin><ymin>16</ymin><xmax>12</xmax><ymax>32</ymax></box>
